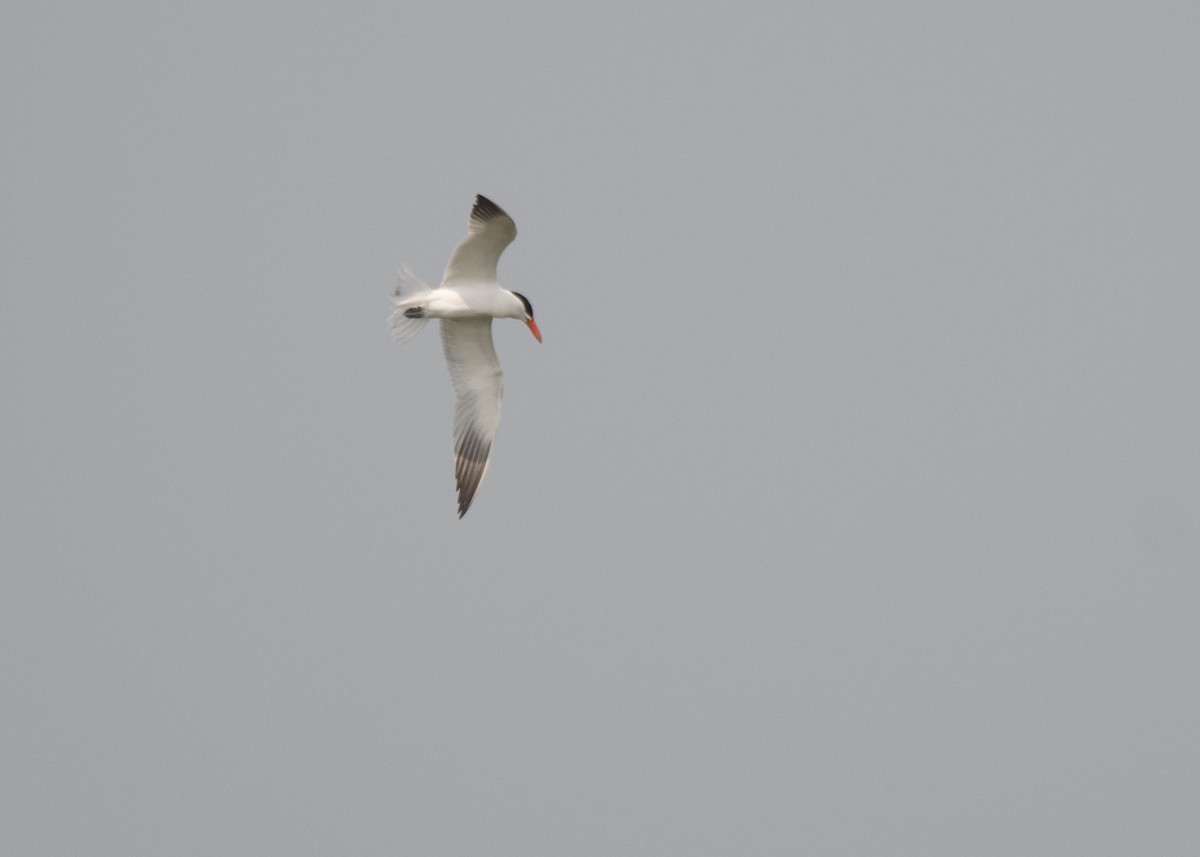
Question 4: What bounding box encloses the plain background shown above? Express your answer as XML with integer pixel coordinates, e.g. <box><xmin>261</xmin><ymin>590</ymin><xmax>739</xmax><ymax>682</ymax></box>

<box><xmin>3</xmin><ymin>1</ymin><xmax>1198</xmax><ymax>854</ymax></box>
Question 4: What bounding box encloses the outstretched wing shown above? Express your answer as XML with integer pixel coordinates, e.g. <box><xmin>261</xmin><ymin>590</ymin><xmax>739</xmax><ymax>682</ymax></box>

<box><xmin>441</xmin><ymin>195</ymin><xmax>517</xmax><ymax>286</ymax></box>
<box><xmin>440</xmin><ymin>317</ymin><xmax>503</xmax><ymax>516</ymax></box>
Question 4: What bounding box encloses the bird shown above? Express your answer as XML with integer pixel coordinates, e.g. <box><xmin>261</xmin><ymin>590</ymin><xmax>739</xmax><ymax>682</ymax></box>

<box><xmin>389</xmin><ymin>195</ymin><xmax>541</xmax><ymax>517</ymax></box>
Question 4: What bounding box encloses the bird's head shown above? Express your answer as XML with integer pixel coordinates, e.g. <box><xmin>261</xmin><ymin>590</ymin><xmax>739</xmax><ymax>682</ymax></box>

<box><xmin>511</xmin><ymin>291</ymin><xmax>541</xmax><ymax>343</ymax></box>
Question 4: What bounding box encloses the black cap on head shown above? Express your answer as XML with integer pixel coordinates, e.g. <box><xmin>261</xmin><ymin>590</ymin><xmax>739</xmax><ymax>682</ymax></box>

<box><xmin>512</xmin><ymin>291</ymin><xmax>534</xmax><ymax>318</ymax></box>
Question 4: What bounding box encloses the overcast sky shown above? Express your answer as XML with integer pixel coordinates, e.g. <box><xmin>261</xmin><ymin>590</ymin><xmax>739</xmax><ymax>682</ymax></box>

<box><xmin>3</xmin><ymin>1</ymin><xmax>1199</xmax><ymax>854</ymax></box>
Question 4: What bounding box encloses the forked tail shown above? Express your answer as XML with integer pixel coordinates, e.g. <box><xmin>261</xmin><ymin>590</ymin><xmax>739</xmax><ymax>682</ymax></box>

<box><xmin>389</xmin><ymin>263</ymin><xmax>432</xmax><ymax>343</ymax></box>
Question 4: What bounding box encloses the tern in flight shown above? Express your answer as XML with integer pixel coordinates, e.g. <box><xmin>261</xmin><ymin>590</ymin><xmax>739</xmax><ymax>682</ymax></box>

<box><xmin>390</xmin><ymin>195</ymin><xmax>541</xmax><ymax>517</ymax></box>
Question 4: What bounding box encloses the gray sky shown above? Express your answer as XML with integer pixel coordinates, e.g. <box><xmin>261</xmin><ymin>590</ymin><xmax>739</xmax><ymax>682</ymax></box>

<box><xmin>3</xmin><ymin>1</ymin><xmax>1199</xmax><ymax>854</ymax></box>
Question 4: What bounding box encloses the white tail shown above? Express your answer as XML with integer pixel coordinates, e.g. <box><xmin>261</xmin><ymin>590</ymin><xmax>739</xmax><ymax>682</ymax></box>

<box><xmin>389</xmin><ymin>262</ymin><xmax>433</xmax><ymax>343</ymax></box>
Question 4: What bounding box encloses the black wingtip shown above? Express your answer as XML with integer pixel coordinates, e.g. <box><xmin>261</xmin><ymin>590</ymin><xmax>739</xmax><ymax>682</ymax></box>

<box><xmin>457</xmin><ymin>492</ymin><xmax>475</xmax><ymax>517</ymax></box>
<box><xmin>454</xmin><ymin>428</ymin><xmax>491</xmax><ymax>517</ymax></box>
<box><xmin>472</xmin><ymin>194</ymin><xmax>508</xmax><ymax>222</ymax></box>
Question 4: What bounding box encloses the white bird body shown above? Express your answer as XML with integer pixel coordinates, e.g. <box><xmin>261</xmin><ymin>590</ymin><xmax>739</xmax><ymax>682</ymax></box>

<box><xmin>402</xmin><ymin>285</ymin><xmax>528</xmax><ymax>320</ymax></box>
<box><xmin>389</xmin><ymin>195</ymin><xmax>541</xmax><ymax>517</ymax></box>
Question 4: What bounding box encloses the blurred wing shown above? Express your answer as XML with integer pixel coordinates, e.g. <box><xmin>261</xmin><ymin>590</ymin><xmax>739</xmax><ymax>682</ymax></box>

<box><xmin>442</xmin><ymin>195</ymin><xmax>517</xmax><ymax>286</ymax></box>
<box><xmin>440</xmin><ymin>317</ymin><xmax>503</xmax><ymax>517</ymax></box>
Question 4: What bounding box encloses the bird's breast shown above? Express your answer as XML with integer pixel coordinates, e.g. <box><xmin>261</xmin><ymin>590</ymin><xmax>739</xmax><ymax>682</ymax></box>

<box><xmin>425</xmin><ymin>285</ymin><xmax>520</xmax><ymax>319</ymax></box>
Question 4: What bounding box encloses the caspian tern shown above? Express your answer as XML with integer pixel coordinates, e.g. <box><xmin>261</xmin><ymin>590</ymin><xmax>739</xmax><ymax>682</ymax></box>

<box><xmin>389</xmin><ymin>195</ymin><xmax>541</xmax><ymax>517</ymax></box>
